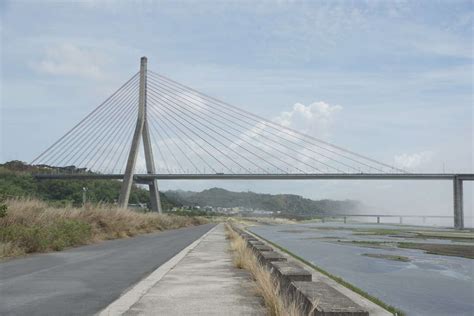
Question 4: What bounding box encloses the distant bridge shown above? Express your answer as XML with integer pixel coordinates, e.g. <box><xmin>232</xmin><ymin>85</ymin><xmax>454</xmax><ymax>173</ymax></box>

<box><xmin>31</xmin><ymin>57</ymin><xmax>473</xmax><ymax>229</ymax></box>
<box><xmin>315</xmin><ymin>214</ymin><xmax>472</xmax><ymax>225</ymax></box>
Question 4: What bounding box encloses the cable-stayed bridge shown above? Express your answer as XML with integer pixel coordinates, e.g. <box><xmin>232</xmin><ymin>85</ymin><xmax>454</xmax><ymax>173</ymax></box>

<box><xmin>31</xmin><ymin>57</ymin><xmax>472</xmax><ymax>229</ymax></box>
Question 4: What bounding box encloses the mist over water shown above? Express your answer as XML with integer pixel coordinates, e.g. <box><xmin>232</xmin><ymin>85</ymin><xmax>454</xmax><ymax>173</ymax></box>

<box><xmin>160</xmin><ymin>180</ymin><xmax>474</xmax><ymax>229</ymax></box>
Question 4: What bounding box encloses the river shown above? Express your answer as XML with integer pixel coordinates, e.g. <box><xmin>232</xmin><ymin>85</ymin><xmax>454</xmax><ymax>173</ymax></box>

<box><xmin>249</xmin><ymin>222</ymin><xmax>474</xmax><ymax>316</ymax></box>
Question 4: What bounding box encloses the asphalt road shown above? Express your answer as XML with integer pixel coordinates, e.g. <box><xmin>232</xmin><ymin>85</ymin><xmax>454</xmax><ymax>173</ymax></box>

<box><xmin>0</xmin><ymin>223</ymin><xmax>215</xmax><ymax>316</ymax></box>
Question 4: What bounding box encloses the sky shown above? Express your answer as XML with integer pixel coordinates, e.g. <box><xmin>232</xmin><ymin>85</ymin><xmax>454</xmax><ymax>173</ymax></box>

<box><xmin>1</xmin><ymin>0</ymin><xmax>473</xmax><ymax>221</ymax></box>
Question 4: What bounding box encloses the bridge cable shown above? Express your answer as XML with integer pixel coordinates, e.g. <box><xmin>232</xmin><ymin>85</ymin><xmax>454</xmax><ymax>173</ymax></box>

<box><xmin>31</xmin><ymin>72</ymin><xmax>139</xmax><ymax>165</ymax></box>
<box><xmin>101</xmin><ymin>109</ymin><xmax>138</xmax><ymax>173</ymax></box>
<box><xmin>84</xmin><ymin>89</ymin><xmax>139</xmax><ymax>170</ymax></box>
<box><xmin>150</xmin><ymin>72</ymin><xmax>403</xmax><ymax>173</ymax></box>
<box><xmin>52</xmin><ymin>82</ymin><xmax>139</xmax><ymax>168</ymax></box>
<box><xmin>41</xmin><ymin>76</ymin><xmax>139</xmax><ymax>167</ymax></box>
<box><xmin>147</xmin><ymin>95</ymin><xmax>235</xmax><ymax>173</ymax></box>
<box><xmin>147</xmin><ymin>104</ymin><xmax>218</xmax><ymax>173</ymax></box>
<box><xmin>147</xmin><ymin>85</ymin><xmax>291</xmax><ymax>174</ymax></box>
<box><xmin>148</xmin><ymin>92</ymin><xmax>259</xmax><ymax>173</ymax></box>
<box><xmin>148</xmin><ymin>80</ymin><xmax>346</xmax><ymax>173</ymax></box>
<box><xmin>148</xmin><ymin>74</ymin><xmax>369</xmax><ymax>173</ymax></box>
<box><xmin>88</xmin><ymin>96</ymin><xmax>140</xmax><ymax>172</ymax></box>
<box><xmin>148</xmin><ymin>109</ymin><xmax>201</xmax><ymax>173</ymax></box>
<box><xmin>148</xmin><ymin>77</ymin><xmax>349</xmax><ymax>173</ymax></box>
<box><xmin>146</xmin><ymin>114</ymin><xmax>185</xmax><ymax>173</ymax></box>
<box><xmin>146</xmin><ymin>121</ymin><xmax>172</xmax><ymax>174</ymax></box>
<box><xmin>68</xmin><ymin>83</ymin><xmax>139</xmax><ymax>169</ymax></box>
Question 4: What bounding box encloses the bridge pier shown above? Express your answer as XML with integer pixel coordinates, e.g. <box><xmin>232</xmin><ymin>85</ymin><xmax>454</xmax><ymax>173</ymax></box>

<box><xmin>453</xmin><ymin>177</ymin><xmax>464</xmax><ymax>230</ymax></box>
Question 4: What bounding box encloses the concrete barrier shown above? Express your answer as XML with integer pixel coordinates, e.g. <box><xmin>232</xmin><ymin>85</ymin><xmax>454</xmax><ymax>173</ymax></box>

<box><xmin>290</xmin><ymin>281</ymin><xmax>369</xmax><ymax>316</ymax></box>
<box><xmin>230</xmin><ymin>224</ymin><xmax>369</xmax><ymax>316</ymax></box>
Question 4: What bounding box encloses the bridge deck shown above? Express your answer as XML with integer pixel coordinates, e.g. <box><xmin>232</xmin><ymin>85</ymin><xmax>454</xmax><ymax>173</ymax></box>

<box><xmin>34</xmin><ymin>173</ymin><xmax>474</xmax><ymax>182</ymax></box>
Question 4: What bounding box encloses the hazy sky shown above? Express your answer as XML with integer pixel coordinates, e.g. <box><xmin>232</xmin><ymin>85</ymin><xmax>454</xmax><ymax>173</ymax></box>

<box><xmin>1</xmin><ymin>1</ymin><xmax>473</xmax><ymax>220</ymax></box>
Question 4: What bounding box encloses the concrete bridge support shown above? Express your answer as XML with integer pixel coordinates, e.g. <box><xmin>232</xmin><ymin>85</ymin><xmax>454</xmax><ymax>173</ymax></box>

<box><xmin>453</xmin><ymin>177</ymin><xmax>464</xmax><ymax>230</ymax></box>
<box><xmin>118</xmin><ymin>57</ymin><xmax>162</xmax><ymax>213</ymax></box>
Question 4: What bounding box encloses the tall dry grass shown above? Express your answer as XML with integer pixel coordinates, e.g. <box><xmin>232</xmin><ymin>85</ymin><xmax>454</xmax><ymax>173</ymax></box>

<box><xmin>225</xmin><ymin>224</ymin><xmax>303</xmax><ymax>316</ymax></box>
<box><xmin>0</xmin><ymin>198</ymin><xmax>208</xmax><ymax>258</ymax></box>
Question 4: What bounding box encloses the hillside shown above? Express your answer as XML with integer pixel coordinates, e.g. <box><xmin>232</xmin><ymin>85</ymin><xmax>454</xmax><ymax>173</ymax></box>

<box><xmin>0</xmin><ymin>161</ymin><xmax>174</xmax><ymax>209</ymax></box>
<box><xmin>165</xmin><ymin>188</ymin><xmax>362</xmax><ymax>217</ymax></box>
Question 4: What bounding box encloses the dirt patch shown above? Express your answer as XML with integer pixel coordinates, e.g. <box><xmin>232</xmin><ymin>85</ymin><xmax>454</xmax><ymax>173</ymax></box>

<box><xmin>398</xmin><ymin>243</ymin><xmax>474</xmax><ymax>259</ymax></box>
<box><xmin>352</xmin><ymin>229</ymin><xmax>474</xmax><ymax>243</ymax></box>
<box><xmin>278</xmin><ymin>229</ymin><xmax>307</xmax><ymax>233</ymax></box>
<box><xmin>336</xmin><ymin>240</ymin><xmax>397</xmax><ymax>250</ymax></box>
<box><xmin>302</xmin><ymin>236</ymin><xmax>345</xmax><ymax>241</ymax></box>
<box><xmin>362</xmin><ymin>253</ymin><xmax>410</xmax><ymax>262</ymax></box>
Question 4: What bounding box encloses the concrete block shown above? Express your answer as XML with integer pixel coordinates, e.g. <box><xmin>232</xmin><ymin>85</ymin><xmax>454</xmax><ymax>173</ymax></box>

<box><xmin>242</xmin><ymin>234</ymin><xmax>258</xmax><ymax>242</ymax></box>
<box><xmin>290</xmin><ymin>281</ymin><xmax>368</xmax><ymax>316</ymax></box>
<box><xmin>250</xmin><ymin>244</ymin><xmax>273</xmax><ymax>252</ymax></box>
<box><xmin>248</xmin><ymin>240</ymin><xmax>264</xmax><ymax>246</ymax></box>
<box><xmin>232</xmin><ymin>226</ymin><xmax>244</xmax><ymax>234</ymax></box>
<box><xmin>256</xmin><ymin>251</ymin><xmax>287</xmax><ymax>267</ymax></box>
<box><xmin>270</xmin><ymin>261</ymin><xmax>312</xmax><ymax>291</ymax></box>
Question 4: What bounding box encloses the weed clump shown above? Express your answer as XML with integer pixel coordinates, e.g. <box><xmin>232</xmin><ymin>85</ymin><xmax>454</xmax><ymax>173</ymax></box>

<box><xmin>225</xmin><ymin>224</ymin><xmax>303</xmax><ymax>316</ymax></box>
<box><xmin>0</xmin><ymin>198</ymin><xmax>207</xmax><ymax>258</ymax></box>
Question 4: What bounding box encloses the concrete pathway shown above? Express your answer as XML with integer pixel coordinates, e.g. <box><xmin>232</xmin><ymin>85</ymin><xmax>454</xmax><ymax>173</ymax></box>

<box><xmin>122</xmin><ymin>223</ymin><xmax>265</xmax><ymax>316</ymax></box>
<box><xmin>0</xmin><ymin>223</ymin><xmax>215</xmax><ymax>316</ymax></box>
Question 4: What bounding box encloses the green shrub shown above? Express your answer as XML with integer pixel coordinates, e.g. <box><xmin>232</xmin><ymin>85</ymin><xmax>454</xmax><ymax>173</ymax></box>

<box><xmin>0</xmin><ymin>204</ymin><xmax>7</xmax><ymax>218</ymax></box>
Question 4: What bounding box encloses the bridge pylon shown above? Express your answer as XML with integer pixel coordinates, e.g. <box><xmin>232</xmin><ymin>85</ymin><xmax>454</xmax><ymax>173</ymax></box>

<box><xmin>118</xmin><ymin>57</ymin><xmax>162</xmax><ymax>213</ymax></box>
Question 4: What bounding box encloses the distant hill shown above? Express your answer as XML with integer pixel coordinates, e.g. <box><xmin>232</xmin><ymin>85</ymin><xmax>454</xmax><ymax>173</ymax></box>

<box><xmin>1</xmin><ymin>161</ymin><xmax>362</xmax><ymax>216</ymax></box>
<box><xmin>165</xmin><ymin>188</ymin><xmax>362</xmax><ymax>217</ymax></box>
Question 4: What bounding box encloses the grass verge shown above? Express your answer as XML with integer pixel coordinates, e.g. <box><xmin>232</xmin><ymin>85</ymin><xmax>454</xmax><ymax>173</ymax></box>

<box><xmin>225</xmin><ymin>224</ymin><xmax>303</xmax><ymax>316</ymax></box>
<box><xmin>0</xmin><ymin>198</ymin><xmax>208</xmax><ymax>259</ymax></box>
<box><xmin>251</xmin><ymin>231</ymin><xmax>406</xmax><ymax>316</ymax></box>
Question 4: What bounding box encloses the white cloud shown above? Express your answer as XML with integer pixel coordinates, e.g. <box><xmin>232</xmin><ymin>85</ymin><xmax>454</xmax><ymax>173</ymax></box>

<box><xmin>394</xmin><ymin>151</ymin><xmax>434</xmax><ymax>171</ymax></box>
<box><xmin>32</xmin><ymin>43</ymin><xmax>107</xmax><ymax>79</ymax></box>
<box><xmin>273</xmin><ymin>101</ymin><xmax>342</xmax><ymax>138</ymax></box>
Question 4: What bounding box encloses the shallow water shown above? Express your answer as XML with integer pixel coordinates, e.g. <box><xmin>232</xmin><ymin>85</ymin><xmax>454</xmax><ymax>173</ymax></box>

<box><xmin>250</xmin><ymin>223</ymin><xmax>474</xmax><ymax>316</ymax></box>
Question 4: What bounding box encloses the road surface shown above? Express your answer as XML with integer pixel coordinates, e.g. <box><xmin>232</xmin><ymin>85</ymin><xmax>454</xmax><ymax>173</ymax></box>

<box><xmin>0</xmin><ymin>223</ymin><xmax>215</xmax><ymax>316</ymax></box>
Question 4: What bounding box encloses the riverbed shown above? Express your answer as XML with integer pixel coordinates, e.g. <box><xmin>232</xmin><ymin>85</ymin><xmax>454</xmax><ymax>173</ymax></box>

<box><xmin>249</xmin><ymin>223</ymin><xmax>474</xmax><ymax>316</ymax></box>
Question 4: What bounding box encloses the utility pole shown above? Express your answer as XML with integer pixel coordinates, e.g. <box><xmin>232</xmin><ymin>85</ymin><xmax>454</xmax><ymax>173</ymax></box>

<box><xmin>118</xmin><ymin>57</ymin><xmax>162</xmax><ymax>213</ymax></box>
<box><xmin>82</xmin><ymin>187</ymin><xmax>87</xmax><ymax>207</ymax></box>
